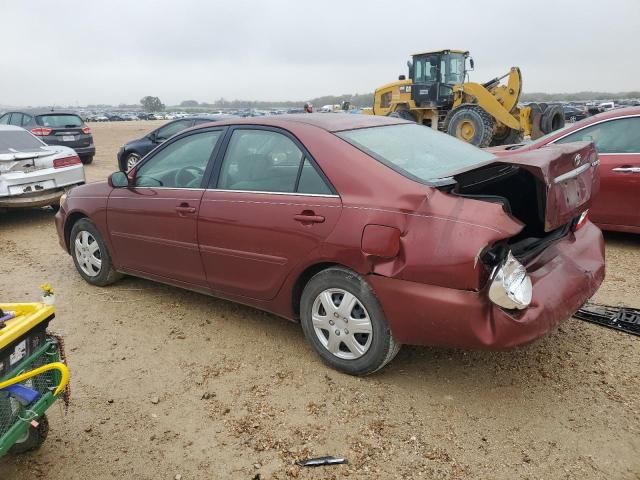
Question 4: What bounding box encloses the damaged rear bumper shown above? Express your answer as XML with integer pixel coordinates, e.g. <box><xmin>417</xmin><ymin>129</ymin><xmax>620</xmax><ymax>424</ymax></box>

<box><xmin>368</xmin><ymin>222</ymin><xmax>605</xmax><ymax>349</ymax></box>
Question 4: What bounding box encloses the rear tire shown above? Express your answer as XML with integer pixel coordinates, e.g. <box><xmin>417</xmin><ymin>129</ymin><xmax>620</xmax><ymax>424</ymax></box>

<box><xmin>10</xmin><ymin>414</ymin><xmax>49</xmax><ymax>454</ymax></box>
<box><xmin>80</xmin><ymin>155</ymin><xmax>93</xmax><ymax>165</ymax></box>
<box><xmin>70</xmin><ymin>218</ymin><xmax>122</xmax><ymax>286</ymax></box>
<box><xmin>444</xmin><ymin>104</ymin><xmax>496</xmax><ymax>147</ymax></box>
<box><xmin>300</xmin><ymin>267</ymin><xmax>401</xmax><ymax>376</ymax></box>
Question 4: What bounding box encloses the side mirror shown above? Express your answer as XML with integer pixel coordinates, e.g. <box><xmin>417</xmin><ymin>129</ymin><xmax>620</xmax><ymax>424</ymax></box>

<box><xmin>469</xmin><ymin>58</ymin><xmax>475</xmax><ymax>70</ymax></box>
<box><xmin>109</xmin><ymin>171</ymin><xmax>130</xmax><ymax>188</ymax></box>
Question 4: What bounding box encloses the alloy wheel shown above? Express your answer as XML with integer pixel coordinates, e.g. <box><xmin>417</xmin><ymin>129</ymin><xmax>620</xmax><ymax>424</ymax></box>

<box><xmin>126</xmin><ymin>154</ymin><xmax>140</xmax><ymax>170</ymax></box>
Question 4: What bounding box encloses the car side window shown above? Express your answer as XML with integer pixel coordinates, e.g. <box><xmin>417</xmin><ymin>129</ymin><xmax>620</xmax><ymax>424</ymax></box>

<box><xmin>9</xmin><ymin>113</ymin><xmax>24</xmax><ymax>127</ymax></box>
<box><xmin>0</xmin><ymin>114</ymin><xmax>9</xmax><ymax>125</ymax></box>
<box><xmin>135</xmin><ymin>131</ymin><xmax>222</xmax><ymax>188</ymax></box>
<box><xmin>155</xmin><ymin>120</ymin><xmax>192</xmax><ymax>142</ymax></box>
<box><xmin>297</xmin><ymin>159</ymin><xmax>333</xmax><ymax>195</ymax></box>
<box><xmin>555</xmin><ymin>117</ymin><xmax>640</xmax><ymax>154</ymax></box>
<box><xmin>216</xmin><ymin>130</ymin><xmax>304</xmax><ymax>193</ymax></box>
<box><xmin>21</xmin><ymin>115</ymin><xmax>33</xmax><ymax>126</ymax></box>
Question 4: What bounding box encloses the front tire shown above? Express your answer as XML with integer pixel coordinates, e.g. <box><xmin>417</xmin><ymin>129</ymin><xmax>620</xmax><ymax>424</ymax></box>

<box><xmin>10</xmin><ymin>414</ymin><xmax>49</xmax><ymax>454</ymax></box>
<box><xmin>444</xmin><ymin>104</ymin><xmax>496</xmax><ymax>147</ymax></box>
<box><xmin>300</xmin><ymin>267</ymin><xmax>401</xmax><ymax>376</ymax></box>
<box><xmin>70</xmin><ymin>218</ymin><xmax>122</xmax><ymax>286</ymax></box>
<box><xmin>125</xmin><ymin>153</ymin><xmax>141</xmax><ymax>171</ymax></box>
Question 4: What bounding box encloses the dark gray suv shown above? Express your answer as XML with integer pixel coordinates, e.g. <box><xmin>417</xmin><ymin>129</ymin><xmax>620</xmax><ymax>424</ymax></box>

<box><xmin>0</xmin><ymin>111</ymin><xmax>95</xmax><ymax>164</ymax></box>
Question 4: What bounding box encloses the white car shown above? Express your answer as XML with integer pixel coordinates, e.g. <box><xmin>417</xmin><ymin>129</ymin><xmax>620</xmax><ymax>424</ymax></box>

<box><xmin>0</xmin><ymin>125</ymin><xmax>85</xmax><ymax>210</ymax></box>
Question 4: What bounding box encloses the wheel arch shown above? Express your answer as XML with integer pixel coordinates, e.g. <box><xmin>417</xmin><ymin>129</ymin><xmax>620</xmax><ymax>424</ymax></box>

<box><xmin>291</xmin><ymin>261</ymin><xmax>353</xmax><ymax>318</ymax></box>
<box><xmin>63</xmin><ymin>211</ymin><xmax>89</xmax><ymax>252</ymax></box>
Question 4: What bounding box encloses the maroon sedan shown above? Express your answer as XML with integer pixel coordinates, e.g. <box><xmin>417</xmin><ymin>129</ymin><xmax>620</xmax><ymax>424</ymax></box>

<box><xmin>491</xmin><ymin>107</ymin><xmax>640</xmax><ymax>234</ymax></box>
<box><xmin>55</xmin><ymin>115</ymin><xmax>604</xmax><ymax>375</ymax></box>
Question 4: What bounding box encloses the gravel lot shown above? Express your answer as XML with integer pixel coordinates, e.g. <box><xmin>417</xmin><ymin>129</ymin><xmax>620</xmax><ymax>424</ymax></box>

<box><xmin>1</xmin><ymin>120</ymin><xmax>638</xmax><ymax>479</ymax></box>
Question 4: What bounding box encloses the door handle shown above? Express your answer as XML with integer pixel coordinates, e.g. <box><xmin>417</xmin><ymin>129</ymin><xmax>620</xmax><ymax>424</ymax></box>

<box><xmin>294</xmin><ymin>212</ymin><xmax>325</xmax><ymax>224</ymax></box>
<box><xmin>612</xmin><ymin>167</ymin><xmax>640</xmax><ymax>173</ymax></box>
<box><xmin>175</xmin><ymin>203</ymin><xmax>197</xmax><ymax>214</ymax></box>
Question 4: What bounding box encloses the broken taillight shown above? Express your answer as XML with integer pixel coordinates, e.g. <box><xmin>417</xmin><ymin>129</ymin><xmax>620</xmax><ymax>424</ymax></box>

<box><xmin>53</xmin><ymin>155</ymin><xmax>81</xmax><ymax>169</ymax></box>
<box><xmin>574</xmin><ymin>210</ymin><xmax>589</xmax><ymax>231</ymax></box>
<box><xmin>31</xmin><ymin>127</ymin><xmax>53</xmax><ymax>136</ymax></box>
<box><xmin>81</xmin><ymin>126</ymin><xmax>91</xmax><ymax>134</ymax></box>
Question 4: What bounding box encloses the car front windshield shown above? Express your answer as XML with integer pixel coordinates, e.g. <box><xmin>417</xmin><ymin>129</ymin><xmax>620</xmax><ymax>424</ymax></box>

<box><xmin>337</xmin><ymin>124</ymin><xmax>496</xmax><ymax>183</ymax></box>
<box><xmin>0</xmin><ymin>130</ymin><xmax>46</xmax><ymax>154</ymax></box>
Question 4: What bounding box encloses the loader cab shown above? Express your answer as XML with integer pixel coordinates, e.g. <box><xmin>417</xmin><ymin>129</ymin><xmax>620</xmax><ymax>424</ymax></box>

<box><xmin>408</xmin><ymin>50</ymin><xmax>469</xmax><ymax>109</ymax></box>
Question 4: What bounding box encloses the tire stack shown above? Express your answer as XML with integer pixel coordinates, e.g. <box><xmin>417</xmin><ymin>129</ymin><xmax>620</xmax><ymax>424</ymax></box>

<box><xmin>529</xmin><ymin>103</ymin><xmax>565</xmax><ymax>139</ymax></box>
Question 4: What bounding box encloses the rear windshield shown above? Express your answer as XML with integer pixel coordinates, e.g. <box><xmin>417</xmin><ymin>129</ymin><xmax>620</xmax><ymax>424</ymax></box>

<box><xmin>0</xmin><ymin>130</ymin><xmax>45</xmax><ymax>153</ymax></box>
<box><xmin>36</xmin><ymin>114</ymin><xmax>83</xmax><ymax>128</ymax></box>
<box><xmin>337</xmin><ymin>123</ymin><xmax>496</xmax><ymax>183</ymax></box>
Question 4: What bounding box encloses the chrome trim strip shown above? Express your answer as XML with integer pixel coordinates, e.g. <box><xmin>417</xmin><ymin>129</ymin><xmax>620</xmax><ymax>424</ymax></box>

<box><xmin>120</xmin><ymin>187</ymin><xmax>339</xmax><ymax>198</ymax></box>
<box><xmin>207</xmin><ymin>189</ymin><xmax>340</xmax><ymax>198</ymax></box>
<box><xmin>124</xmin><ymin>187</ymin><xmax>206</xmax><ymax>191</ymax></box>
<box><xmin>553</xmin><ymin>163</ymin><xmax>591</xmax><ymax>184</ymax></box>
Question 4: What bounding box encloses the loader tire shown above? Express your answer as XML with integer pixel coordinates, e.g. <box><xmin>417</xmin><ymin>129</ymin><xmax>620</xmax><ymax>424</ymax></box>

<box><xmin>444</xmin><ymin>104</ymin><xmax>495</xmax><ymax>147</ymax></box>
<box><xmin>389</xmin><ymin>109</ymin><xmax>416</xmax><ymax>122</ymax></box>
<box><xmin>490</xmin><ymin>127</ymin><xmax>524</xmax><ymax>146</ymax></box>
<box><xmin>540</xmin><ymin>104</ymin><xmax>565</xmax><ymax>134</ymax></box>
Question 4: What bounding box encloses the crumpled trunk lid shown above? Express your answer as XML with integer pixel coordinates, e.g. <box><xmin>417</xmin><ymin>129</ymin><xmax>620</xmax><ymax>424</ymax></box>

<box><xmin>0</xmin><ymin>150</ymin><xmax>55</xmax><ymax>174</ymax></box>
<box><xmin>493</xmin><ymin>141</ymin><xmax>599</xmax><ymax>232</ymax></box>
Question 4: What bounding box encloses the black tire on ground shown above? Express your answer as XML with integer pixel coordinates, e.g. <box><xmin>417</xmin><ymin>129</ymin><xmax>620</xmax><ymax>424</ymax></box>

<box><xmin>444</xmin><ymin>104</ymin><xmax>496</xmax><ymax>147</ymax></box>
<box><xmin>70</xmin><ymin>218</ymin><xmax>123</xmax><ymax>286</ymax></box>
<box><xmin>490</xmin><ymin>127</ymin><xmax>524</xmax><ymax>147</ymax></box>
<box><xmin>540</xmin><ymin>104</ymin><xmax>565</xmax><ymax>134</ymax></box>
<box><xmin>538</xmin><ymin>102</ymin><xmax>549</xmax><ymax>112</ymax></box>
<box><xmin>300</xmin><ymin>267</ymin><xmax>401</xmax><ymax>376</ymax></box>
<box><xmin>10</xmin><ymin>414</ymin><xmax>49</xmax><ymax>454</ymax></box>
<box><xmin>389</xmin><ymin>109</ymin><xmax>416</xmax><ymax>122</ymax></box>
<box><xmin>80</xmin><ymin>155</ymin><xmax>93</xmax><ymax>165</ymax></box>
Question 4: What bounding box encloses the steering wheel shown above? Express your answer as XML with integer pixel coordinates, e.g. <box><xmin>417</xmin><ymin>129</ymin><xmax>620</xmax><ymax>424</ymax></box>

<box><xmin>175</xmin><ymin>166</ymin><xmax>204</xmax><ymax>188</ymax></box>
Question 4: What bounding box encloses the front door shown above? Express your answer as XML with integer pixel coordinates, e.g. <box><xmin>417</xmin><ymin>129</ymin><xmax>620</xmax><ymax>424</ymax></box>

<box><xmin>198</xmin><ymin>127</ymin><xmax>342</xmax><ymax>300</ymax></box>
<box><xmin>555</xmin><ymin>115</ymin><xmax>640</xmax><ymax>229</ymax></box>
<box><xmin>107</xmin><ymin>129</ymin><xmax>224</xmax><ymax>289</ymax></box>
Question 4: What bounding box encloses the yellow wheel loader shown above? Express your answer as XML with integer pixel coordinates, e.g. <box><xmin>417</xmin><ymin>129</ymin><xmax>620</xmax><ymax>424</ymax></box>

<box><xmin>365</xmin><ymin>50</ymin><xmax>565</xmax><ymax>147</ymax></box>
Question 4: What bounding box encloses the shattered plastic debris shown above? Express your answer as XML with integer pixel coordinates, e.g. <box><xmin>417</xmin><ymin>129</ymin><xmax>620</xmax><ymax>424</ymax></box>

<box><xmin>296</xmin><ymin>456</ymin><xmax>348</xmax><ymax>467</ymax></box>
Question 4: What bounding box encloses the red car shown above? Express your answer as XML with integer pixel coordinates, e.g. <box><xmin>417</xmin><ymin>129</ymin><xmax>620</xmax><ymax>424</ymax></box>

<box><xmin>55</xmin><ymin>115</ymin><xmax>604</xmax><ymax>375</ymax></box>
<box><xmin>491</xmin><ymin>107</ymin><xmax>640</xmax><ymax>233</ymax></box>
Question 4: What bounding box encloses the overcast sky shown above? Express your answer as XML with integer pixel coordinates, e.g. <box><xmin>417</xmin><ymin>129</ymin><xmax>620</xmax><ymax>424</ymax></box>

<box><xmin>1</xmin><ymin>0</ymin><xmax>638</xmax><ymax>107</ymax></box>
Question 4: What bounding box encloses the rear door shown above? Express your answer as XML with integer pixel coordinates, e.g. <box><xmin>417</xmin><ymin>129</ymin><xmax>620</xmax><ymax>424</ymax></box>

<box><xmin>555</xmin><ymin>115</ymin><xmax>640</xmax><ymax>229</ymax></box>
<box><xmin>35</xmin><ymin>114</ymin><xmax>90</xmax><ymax>150</ymax></box>
<box><xmin>107</xmin><ymin>128</ymin><xmax>225</xmax><ymax>288</ymax></box>
<box><xmin>198</xmin><ymin>127</ymin><xmax>342</xmax><ymax>300</ymax></box>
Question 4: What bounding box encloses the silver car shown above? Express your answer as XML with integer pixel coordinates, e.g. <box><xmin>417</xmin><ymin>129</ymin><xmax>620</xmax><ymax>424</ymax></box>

<box><xmin>0</xmin><ymin>125</ymin><xmax>85</xmax><ymax>210</ymax></box>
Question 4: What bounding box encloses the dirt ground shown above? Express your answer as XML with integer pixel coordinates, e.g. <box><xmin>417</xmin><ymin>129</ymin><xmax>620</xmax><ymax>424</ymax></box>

<box><xmin>0</xmin><ymin>120</ymin><xmax>638</xmax><ymax>479</ymax></box>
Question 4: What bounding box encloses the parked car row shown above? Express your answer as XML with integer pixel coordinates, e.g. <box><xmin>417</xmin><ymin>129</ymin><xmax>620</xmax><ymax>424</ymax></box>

<box><xmin>0</xmin><ymin>111</ymin><xmax>95</xmax><ymax>164</ymax></box>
